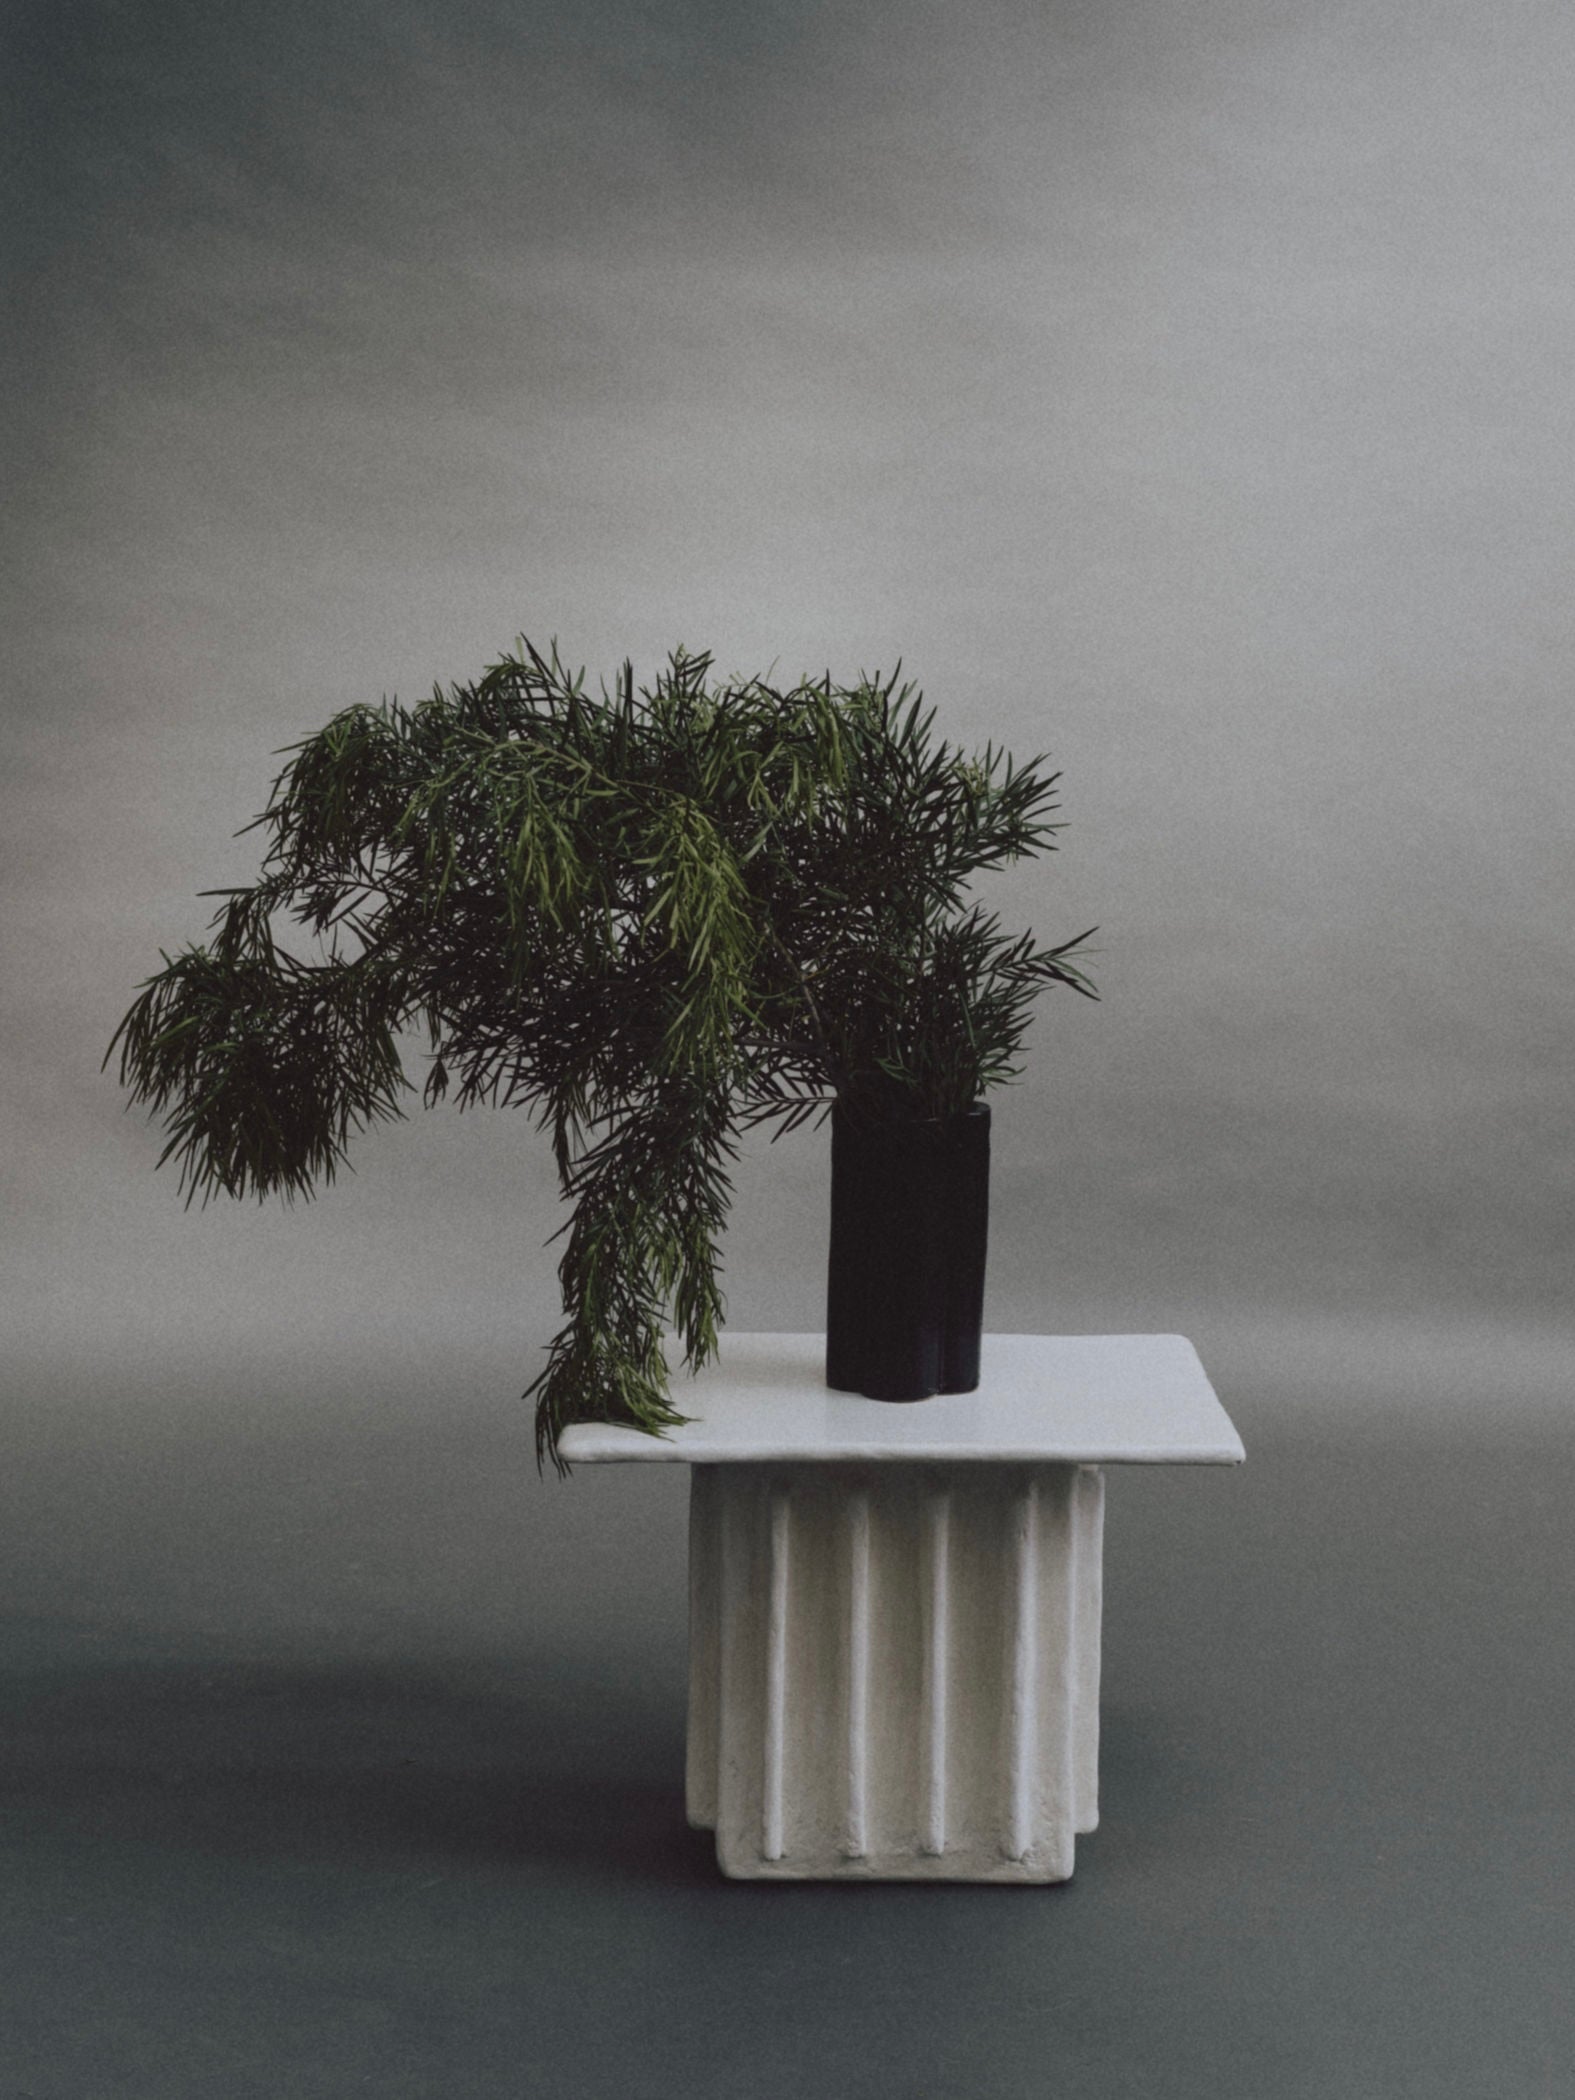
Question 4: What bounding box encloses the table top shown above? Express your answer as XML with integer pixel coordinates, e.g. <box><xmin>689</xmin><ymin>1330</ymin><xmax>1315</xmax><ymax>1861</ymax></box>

<box><xmin>557</xmin><ymin>1333</ymin><xmax>1244</xmax><ymax>1466</ymax></box>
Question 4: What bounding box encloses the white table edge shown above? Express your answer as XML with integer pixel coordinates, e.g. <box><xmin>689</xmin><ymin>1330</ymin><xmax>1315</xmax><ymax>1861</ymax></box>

<box><xmin>561</xmin><ymin>1439</ymin><xmax>1245</xmax><ymax>1465</ymax></box>
<box><xmin>557</xmin><ymin>1331</ymin><xmax>1245</xmax><ymax>1467</ymax></box>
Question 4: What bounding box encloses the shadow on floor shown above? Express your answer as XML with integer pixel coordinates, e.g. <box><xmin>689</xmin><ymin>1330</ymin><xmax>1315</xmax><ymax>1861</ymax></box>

<box><xmin>2</xmin><ymin>1648</ymin><xmax>719</xmax><ymax>1887</ymax></box>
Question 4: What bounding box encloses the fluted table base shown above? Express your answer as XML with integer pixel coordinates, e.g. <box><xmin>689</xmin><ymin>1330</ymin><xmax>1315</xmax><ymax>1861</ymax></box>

<box><xmin>558</xmin><ymin>1334</ymin><xmax>1243</xmax><ymax>1884</ymax></box>
<box><xmin>685</xmin><ymin>1460</ymin><xmax>1105</xmax><ymax>1881</ymax></box>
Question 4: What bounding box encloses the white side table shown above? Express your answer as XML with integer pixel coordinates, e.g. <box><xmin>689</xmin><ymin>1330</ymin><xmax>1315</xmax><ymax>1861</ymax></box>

<box><xmin>559</xmin><ymin>1333</ymin><xmax>1244</xmax><ymax>1882</ymax></box>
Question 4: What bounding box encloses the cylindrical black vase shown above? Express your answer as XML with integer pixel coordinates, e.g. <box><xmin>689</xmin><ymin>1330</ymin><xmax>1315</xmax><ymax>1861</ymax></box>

<box><xmin>824</xmin><ymin>1101</ymin><xmax>991</xmax><ymax>1401</ymax></box>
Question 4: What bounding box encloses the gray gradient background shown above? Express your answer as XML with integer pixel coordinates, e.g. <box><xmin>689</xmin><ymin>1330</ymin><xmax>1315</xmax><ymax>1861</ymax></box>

<box><xmin>4</xmin><ymin>2</ymin><xmax>1572</xmax><ymax>2094</ymax></box>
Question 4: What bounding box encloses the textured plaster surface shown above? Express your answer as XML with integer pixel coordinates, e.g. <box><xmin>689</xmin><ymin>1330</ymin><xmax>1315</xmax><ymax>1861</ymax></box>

<box><xmin>689</xmin><ymin>1461</ymin><xmax>1105</xmax><ymax>1880</ymax></box>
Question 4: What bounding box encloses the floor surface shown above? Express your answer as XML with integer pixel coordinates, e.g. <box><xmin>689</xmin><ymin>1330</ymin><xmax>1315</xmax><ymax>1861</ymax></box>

<box><xmin>3</xmin><ymin>1338</ymin><xmax>1571</xmax><ymax>2098</ymax></box>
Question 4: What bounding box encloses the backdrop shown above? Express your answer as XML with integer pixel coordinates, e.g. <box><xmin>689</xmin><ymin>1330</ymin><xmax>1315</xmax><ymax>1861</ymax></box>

<box><xmin>7</xmin><ymin>0</ymin><xmax>1571</xmax><ymax>1409</ymax></box>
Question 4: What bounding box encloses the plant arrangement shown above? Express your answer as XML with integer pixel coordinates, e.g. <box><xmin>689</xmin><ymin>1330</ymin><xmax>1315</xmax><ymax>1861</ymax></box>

<box><xmin>107</xmin><ymin>640</ymin><xmax>1096</xmax><ymax>1467</ymax></box>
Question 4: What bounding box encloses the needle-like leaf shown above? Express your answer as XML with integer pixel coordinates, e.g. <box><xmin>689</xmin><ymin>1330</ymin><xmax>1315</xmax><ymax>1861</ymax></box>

<box><xmin>107</xmin><ymin>641</ymin><xmax>1097</xmax><ymax>1467</ymax></box>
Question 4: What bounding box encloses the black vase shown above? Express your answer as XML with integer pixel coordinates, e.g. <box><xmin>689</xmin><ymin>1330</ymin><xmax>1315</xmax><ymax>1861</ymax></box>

<box><xmin>824</xmin><ymin>1101</ymin><xmax>991</xmax><ymax>1401</ymax></box>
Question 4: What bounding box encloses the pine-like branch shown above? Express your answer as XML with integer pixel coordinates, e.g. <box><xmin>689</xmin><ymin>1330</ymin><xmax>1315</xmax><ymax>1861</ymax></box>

<box><xmin>108</xmin><ymin>641</ymin><xmax>1098</xmax><ymax>1465</ymax></box>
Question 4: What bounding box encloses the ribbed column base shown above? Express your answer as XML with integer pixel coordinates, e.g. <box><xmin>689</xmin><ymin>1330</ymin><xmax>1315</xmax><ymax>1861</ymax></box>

<box><xmin>686</xmin><ymin>1461</ymin><xmax>1104</xmax><ymax>1882</ymax></box>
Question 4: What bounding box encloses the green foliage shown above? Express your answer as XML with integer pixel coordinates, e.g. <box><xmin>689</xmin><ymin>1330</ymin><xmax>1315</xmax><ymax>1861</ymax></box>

<box><xmin>106</xmin><ymin>640</ymin><xmax>1097</xmax><ymax>1468</ymax></box>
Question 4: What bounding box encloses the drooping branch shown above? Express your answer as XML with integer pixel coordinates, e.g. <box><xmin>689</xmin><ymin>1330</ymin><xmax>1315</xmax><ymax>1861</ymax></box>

<box><xmin>108</xmin><ymin>640</ymin><xmax>1097</xmax><ymax>1465</ymax></box>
